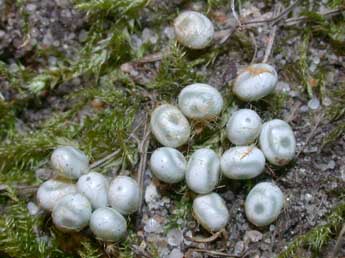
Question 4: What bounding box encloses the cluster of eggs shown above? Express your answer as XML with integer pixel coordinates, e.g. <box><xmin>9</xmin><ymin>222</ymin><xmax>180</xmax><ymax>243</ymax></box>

<box><xmin>150</xmin><ymin>78</ymin><xmax>295</xmax><ymax>231</ymax></box>
<box><xmin>36</xmin><ymin>146</ymin><xmax>140</xmax><ymax>242</ymax></box>
<box><xmin>148</xmin><ymin>10</ymin><xmax>297</xmax><ymax>232</ymax></box>
<box><xmin>35</xmin><ymin>10</ymin><xmax>297</xmax><ymax>242</ymax></box>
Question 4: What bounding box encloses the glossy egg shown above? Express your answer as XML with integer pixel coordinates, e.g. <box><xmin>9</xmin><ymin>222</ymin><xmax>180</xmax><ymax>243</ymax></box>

<box><xmin>77</xmin><ymin>171</ymin><xmax>109</xmax><ymax>209</ymax></box>
<box><xmin>52</xmin><ymin>193</ymin><xmax>92</xmax><ymax>232</ymax></box>
<box><xmin>220</xmin><ymin>146</ymin><xmax>265</xmax><ymax>179</ymax></box>
<box><xmin>150</xmin><ymin>147</ymin><xmax>186</xmax><ymax>183</ymax></box>
<box><xmin>51</xmin><ymin>146</ymin><xmax>89</xmax><ymax>179</ymax></box>
<box><xmin>226</xmin><ymin>109</ymin><xmax>262</xmax><ymax>145</ymax></box>
<box><xmin>233</xmin><ymin>63</ymin><xmax>278</xmax><ymax>101</ymax></box>
<box><xmin>185</xmin><ymin>148</ymin><xmax>220</xmax><ymax>194</ymax></box>
<box><xmin>178</xmin><ymin>83</ymin><xmax>223</xmax><ymax>120</ymax></box>
<box><xmin>89</xmin><ymin>207</ymin><xmax>127</xmax><ymax>242</ymax></box>
<box><xmin>259</xmin><ymin>119</ymin><xmax>296</xmax><ymax>166</ymax></box>
<box><xmin>108</xmin><ymin>176</ymin><xmax>140</xmax><ymax>215</ymax></box>
<box><xmin>193</xmin><ymin>192</ymin><xmax>229</xmax><ymax>232</ymax></box>
<box><xmin>150</xmin><ymin>104</ymin><xmax>191</xmax><ymax>148</ymax></box>
<box><xmin>174</xmin><ymin>11</ymin><xmax>214</xmax><ymax>49</ymax></box>
<box><xmin>245</xmin><ymin>182</ymin><xmax>284</xmax><ymax>226</ymax></box>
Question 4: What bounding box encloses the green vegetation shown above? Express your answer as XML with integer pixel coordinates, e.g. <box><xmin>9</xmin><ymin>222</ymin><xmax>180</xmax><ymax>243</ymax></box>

<box><xmin>278</xmin><ymin>203</ymin><xmax>345</xmax><ymax>258</ymax></box>
<box><xmin>322</xmin><ymin>84</ymin><xmax>345</xmax><ymax>148</ymax></box>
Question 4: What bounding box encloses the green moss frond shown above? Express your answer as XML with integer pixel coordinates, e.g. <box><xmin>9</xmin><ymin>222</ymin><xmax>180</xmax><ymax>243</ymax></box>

<box><xmin>206</xmin><ymin>0</ymin><xmax>228</xmax><ymax>10</ymax></box>
<box><xmin>165</xmin><ymin>190</ymin><xmax>193</xmax><ymax>231</ymax></box>
<box><xmin>148</xmin><ymin>43</ymin><xmax>205</xmax><ymax>99</ymax></box>
<box><xmin>278</xmin><ymin>202</ymin><xmax>345</xmax><ymax>258</ymax></box>
<box><xmin>0</xmin><ymin>101</ymin><xmax>16</xmax><ymax>140</ymax></box>
<box><xmin>328</xmin><ymin>0</ymin><xmax>345</xmax><ymax>8</ymax></box>
<box><xmin>322</xmin><ymin>83</ymin><xmax>345</xmax><ymax>147</ymax></box>
<box><xmin>0</xmin><ymin>196</ymin><xmax>67</xmax><ymax>258</ymax></box>
<box><xmin>78</xmin><ymin>240</ymin><xmax>103</xmax><ymax>258</ymax></box>
<box><xmin>325</xmin><ymin>84</ymin><xmax>345</xmax><ymax>122</ymax></box>
<box><xmin>75</xmin><ymin>0</ymin><xmax>149</xmax><ymax>21</ymax></box>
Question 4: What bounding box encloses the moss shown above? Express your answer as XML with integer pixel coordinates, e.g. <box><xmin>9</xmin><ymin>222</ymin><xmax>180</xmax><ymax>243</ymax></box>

<box><xmin>0</xmin><ymin>189</ymin><xmax>68</xmax><ymax>258</ymax></box>
<box><xmin>164</xmin><ymin>187</ymin><xmax>193</xmax><ymax>231</ymax></box>
<box><xmin>322</xmin><ymin>83</ymin><xmax>345</xmax><ymax>148</ymax></box>
<box><xmin>77</xmin><ymin>241</ymin><xmax>103</xmax><ymax>258</ymax></box>
<box><xmin>278</xmin><ymin>202</ymin><xmax>345</xmax><ymax>258</ymax></box>
<box><xmin>147</xmin><ymin>43</ymin><xmax>205</xmax><ymax>99</ymax></box>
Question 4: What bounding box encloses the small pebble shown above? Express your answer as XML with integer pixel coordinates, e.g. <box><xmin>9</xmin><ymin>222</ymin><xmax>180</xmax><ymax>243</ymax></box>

<box><xmin>168</xmin><ymin>248</ymin><xmax>184</xmax><ymax>258</ymax></box>
<box><xmin>245</xmin><ymin>230</ymin><xmax>263</xmax><ymax>243</ymax></box>
<box><xmin>234</xmin><ymin>241</ymin><xmax>245</xmax><ymax>255</ymax></box>
<box><xmin>167</xmin><ymin>228</ymin><xmax>183</xmax><ymax>247</ymax></box>
<box><xmin>144</xmin><ymin>218</ymin><xmax>163</xmax><ymax>233</ymax></box>
<box><xmin>305</xmin><ymin>193</ymin><xmax>313</xmax><ymax>202</ymax></box>
<box><xmin>27</xmin><ymin>202</ymin><xmax>40</xmax><ymax>216</ymax></box>
<box><xmin>308</xmin><ymin>97</ymin><xmax>320</xmax><ymax>110</ymax></box>
<box><xmin>144</xmin><ymin>182</ymin><xmax>160</xmax><ymax>209</ymax></box>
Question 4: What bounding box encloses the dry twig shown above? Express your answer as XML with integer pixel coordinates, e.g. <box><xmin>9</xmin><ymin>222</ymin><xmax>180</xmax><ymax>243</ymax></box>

<box><xmin>263</xmin><ymin>4</ymin><xmax>281</xmax><ymax>63</ymax></box>
<box><xmin>186</xmin><ymin>248</ymin><xmax>243</xmax><ymax>258</ymax></box>
<box><xmin>136</xmin><ymin>113</ymin><xmax>151</xmax><ymax>218</ymax></box>
<box><xmin>90</xmin><ymin>149</ymin><xmax>121</xmax><ymax>169</ymax></box>
<box><xmin>185</xmin><ymin>229</ymin><xmax>225</xmax><ymax>243</ymax></box>
<box><xmin>231</xmin><ymin>0</ymin><xmax>241</xmax><ymax>26</ymax></box>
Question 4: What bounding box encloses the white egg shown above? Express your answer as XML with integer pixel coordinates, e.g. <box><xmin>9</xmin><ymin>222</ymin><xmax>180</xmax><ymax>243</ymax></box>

<box><xmin>108</xmin><ymin>176</ymin><xmax>140</xmax><ymax>215</ymax></box>
<box><xmin>36</xmin><ymin>179</ymin><xmax>77</xmax><ymax>211</ymax></box>
<box><xmin>185</xmin><ymin>148</ymin><xmax>220</xmax><ymax>194</ymax></box>
<box><xmin>259</xmin><ymin>119</ymin><xmax>296</xmax><ymax>166</ymax></box>
<box><xmin>220</xmin><ymin>146</ymin><xmax>265</xmax><ymax>180</ymax></box>
<box><xmin>226</xmin><ymin>109</ymin><xmax>262</xmax><ymax>145</ymax></box>
<box><xmin>150</xmin><ymin>104</ymin><xmax>191</xmax><ymax>148</ymax></box>
<box><xmin>51</xmin><ymin>146</ymin><xmax>89</xmax><ymax>179</ymax></box>
<box><xmin>178</xmin><ymin>83</ymin><xmax>224</xmax><ymax>120</ymax></box>
<box><xmin>245</xmin><ymin>182</ymin><xmax>284</xmax><ymax>226</ymax></box>
<box><xmin>150</xmin><ymin>147</ymin><xmax>186</xmax><ymax>184</ymax></box>
<box><xmin>52</xmin><ymin>193</ymin><xmax>92</xmax><ymax>232</ymax></box>
<box><xmin>233</xmin><ymin>63</ymin><xmax>278</xmax><ymax>101</ymax></box>
<box><xmin>76</xmin><ymin>171</ymin><xmax>109</xmax><ymax>209</ymax></box>
<box><xmin>174</xmin><ymin>11</ymin><xmax>214</xmax><ymax>49</ymax></box>
<box><xmin>89</xmin><ymin>207</ymin><xmax>127</xmax><ymax>242</ymax></box>
<box><xmin>193</xmin><ymin>192</ymin><xmax>229</xmax><ymax>232</ymax></box>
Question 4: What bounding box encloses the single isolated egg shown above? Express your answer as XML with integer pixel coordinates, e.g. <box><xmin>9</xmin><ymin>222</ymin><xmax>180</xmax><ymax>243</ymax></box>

<box><xmin>89</xmin><ymin>207</ymin><xmax>127</xmax><ymax>242</ymax></box>
<box><xmin>77</xmin><ymin>171</ymin><xmax>109</xmax><ymax>209</ymax></box>
<box><xmin>193</xmin><ymin>192</ymin><xmax>229</xmax><ymax>232</ymax></box>
<box><xmin>51</xmin><ymin>146</ymin><xmax>89</xmax><ymax>179</ymax></box>
<box><xmin>52</xmin><ymin>193</ymin><xmax>92</xmax><ymax>232</ymax></box>
<box><xmin>150</xmin><ymin>147</ymin><xmax>186</xmax><ymax>184</ymax></box>
<box><xmin>245</xmin><ymin>182</ymin><xmax>284</xmax><ymax>227</ymax></box>
<box><xmin>233</xmin><ymin>63</ymin><xmax>278</xmax><ymax>101</ymax></box>
<box><xmin>220</xmin><ymin>146</ymin><xmax>265</xmax><ymax>180</ymax></box>
<box><xmin>185</xmin><ymin>148</ymin><xmax>220</xmax><ymax>194</ymax></box>
<box><xmin>226</xmin><ymin>109</ymin><xmax>262</xmax><ymax>145</ymax></box>
<box><xmin>174</xmin><ymin>11</ymin><xmax>214</xmax><ymax>49</ymax></box>
<box><xmin>178</xmin><ymin>83</ymin><xmax>224</xmax><ymax>120</ymax></box>
<box><xmin>108</xmin><ymin>176</ymin><xmax>140</xmax><ymax>215</ymax></box>
<box><xmin>36</xmin><ymin>179</ymin><xmax>77</xmax><ymax>211</ymax></box>
<box><xmin>259</xmin><ymin>119</ymin><xmax>296</xmax><ymax>166</ymax></box>
<box><xmin>150</xmin><ymin>104</ymin><xmax>191</xmax><ymax>148</ymax></box>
